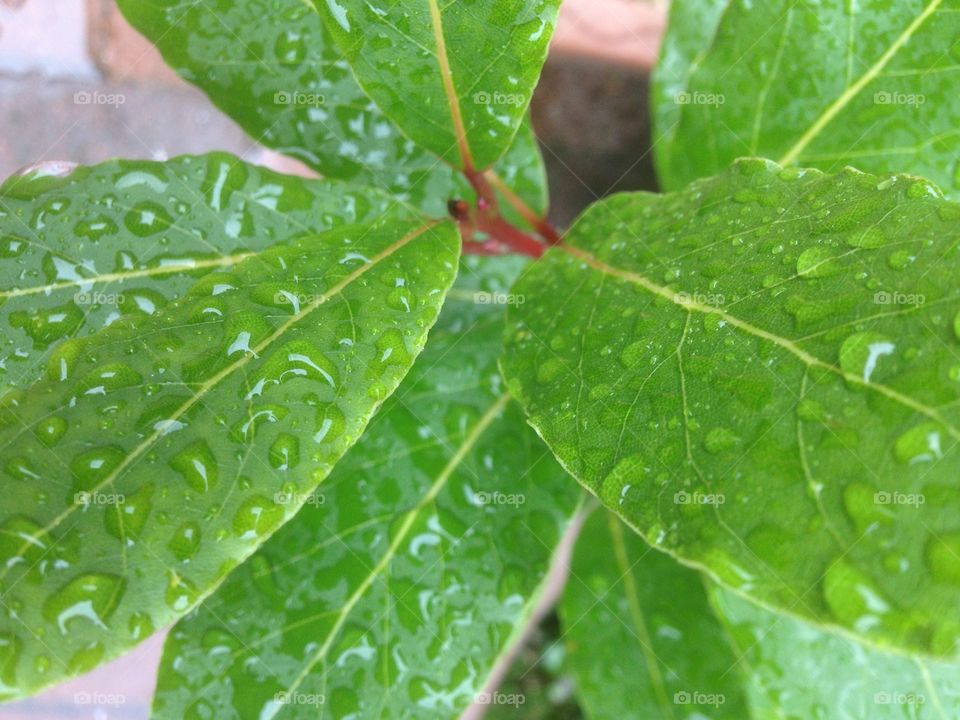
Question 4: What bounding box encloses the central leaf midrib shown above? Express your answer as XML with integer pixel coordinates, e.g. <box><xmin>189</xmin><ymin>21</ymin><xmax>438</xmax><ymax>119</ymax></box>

<box><xmin>777</xmin><ymin>0</ymin><xmax>943</xmax><ymax>165</ymax></box>
<box><xmin>427</xmin><ymin>0</ymin><xmax>475</xmax><ymax>170</ymax></box>
<box><xmin>560</xmin><ymin>243</ymin><xmax>960</xmax><ymax>440</ymax></box>
<box><xmin>1</xmin><ymin>219</ymin><xmax>445</xmax><ymax>582</ymax></box>
<box><xmin>279</xmin><ymin>392</ymin><xmax>511</xmax><ymax>702</ymax></box>
<box><xmin>1</xmin><ymin>252</ymin><xmax>256</xmax><ymax>300</ymax></box>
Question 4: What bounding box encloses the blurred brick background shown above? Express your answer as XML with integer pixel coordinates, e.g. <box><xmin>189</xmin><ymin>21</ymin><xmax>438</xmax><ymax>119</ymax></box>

<box><xmin>0</xmin><ymin>1</ymin><xmax>664</xmax><ymax>717</ymax></box>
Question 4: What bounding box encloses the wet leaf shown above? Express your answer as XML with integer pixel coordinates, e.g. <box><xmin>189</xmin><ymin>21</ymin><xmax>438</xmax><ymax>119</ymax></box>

<box><xmin>116</xmin><ymin>0</ymin><xmax>548</xmax><ymax>219</ymax></box>
<box><xmin>712</xmin><ymin>585</ymin><xmax>960</xmax><ymax>719</ymax></box>
<box><xmin>150</xmin><ymin>257</ymin><xmax>582</xmax><ymax>719</ymax></box>
<box><xmin>0</xmin><ymin>153</ymin><xmax>395</xmax><ymax>396</ymax></box>
<box><xmin>314</xmin><ymin>0</ymin><xmax>559</xmax><ymax>171</ymax></box>
<box><xmin>560</xmin><ymin>509</ymin><xmax>747</xmax><ymax>719</ymax></box>
<box><xmin>502</xmin><ymin>159</ymin><xmax>960</xmax><ymax>659</ymax></box>
<box><xmin>654</xmin><ymin>0</ymin><xmax>960</xmax><ymax>196</ymax></box>
<box><xmin>0</xmin><ymin>198</ymin><xmax>459</xmax><ymax>698</ymax></box>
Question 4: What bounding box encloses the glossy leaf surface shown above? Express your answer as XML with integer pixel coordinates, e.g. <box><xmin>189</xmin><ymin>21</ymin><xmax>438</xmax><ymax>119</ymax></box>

<box><xmin>116</xmin><ymin>0</ymin><xmax>548</xmax><ymax>219</ymax></box>
<box><xmin>712</xmin><ymin>586</ymin><xmax>960</xmax><ymax>719</ymax></box>
<box><xmin>654</xmin><ymin>0</ymin><xmax>960</xmax><ymax>196</ymax></box>
<box><xmin>151</xmin><ymin>257</ymin><xmax>582</xmax><ymax>719</ymax></box>
<box><xmin>0</xmin><ymin>204</ymin><xmax>459</xmax><ymax>698</ymax></box>
<box><xmin>560</xmin><ymin>509</ymin><xmax>747</xmax><ymax>719</ymax></box>
<box><xmin>502</xmin><ymin>159</ymin><xmax>960</xmax><ymax>659</ymax></box>
<box><xmin>314</xmin><ymin>0</ymin><xmax>559</xmax><ymax>171</ymax></box>
<box><xmin>0</xmin><ymin>153</ymin><xmax>394</xmax><ymax>396</ymax></box>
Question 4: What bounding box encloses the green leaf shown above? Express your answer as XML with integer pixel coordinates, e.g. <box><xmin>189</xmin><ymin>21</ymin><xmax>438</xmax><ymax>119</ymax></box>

<box><xmin>0</xmin><ymin>204</ymin><xmax>459</xmax><ymax>698</ymax></box>
<box><xmin>711</xmin><ymin>585</ymin><xmax>960</xmax><ymax>719</ymax></box>
<box><xmin>654</xmin><ymin>0</ymin><xmax>960</xmax><ymax>195</ymax></box>
<box><xmin>651</xmin><ymin>0</ymin><xmax>727</xmax><ymax>162</ymax></box>
<box><xmin>0</xmin><ymin>153</ymin><xmax>397</xmax><ymax>397</ymax></box>
<box><xmin>150</xmin><ymin>257</ymin><xmax>582</xmax><ymax>719</ymax></box>
<box><xmin>116</xmin><ymin>0</ymin><xmax>549</xmax><ymax>219</ymax></box>
<box><xmin>314</xmin><ymin>0</ymin><xmax>559</xmax><ymax>171</ymax></box>
<box><xmin>560</xmin><ymin>508</ymin><xmax>747</xmax><ymax>719</ymax></box>
<box><xmin>501</xmin><ymin>159</ymin><xmax>960</xmax><ymax>659</ymax></box>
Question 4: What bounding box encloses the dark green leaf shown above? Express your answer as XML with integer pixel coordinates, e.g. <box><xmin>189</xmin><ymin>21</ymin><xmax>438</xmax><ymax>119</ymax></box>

<box><xmin>502</xmin><ymin>159</ymin><xmax>960</xmax><ymax>659</ymax></box>
<box><xmin>655</xmin><ymin>1</ymin><xmax>960</xmax><ymax>195</ymax></box>
<box><xmin>561</xmin><ymin>509</ymin><xmax>747</xmax><ymax>719</ymax></box>
<box><xmin>314</xmin><ymin>0</ymin><xmax>559</xmax><ymax>171</ymax></box>
<box><xmin>150</xmin><ymin>257</ymin><xmax>582</xmax><ymax>719</ymax></box>
<box><xmin>0</xmin><ymin>201</ymin><xmax>459</xmax><ymax>698</ymax></box>
<box><xmin>116</xmin><ymin>0</ymin><xmax>549</xmax><ymax>219</ymax></box>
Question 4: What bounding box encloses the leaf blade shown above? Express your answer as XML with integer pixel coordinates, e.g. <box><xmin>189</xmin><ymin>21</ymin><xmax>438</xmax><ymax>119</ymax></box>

<box><xmin>0</xmin><ymin>153</ymin><xmax>396</xmax><ymax>396</ymax></box>
<box><xmin>314</xmin><ymin>0</ymin><xmax>559</xmax><ymax>170</ymax></box>
<box><xmin>150</xmin><ymin>257</ymin><xmax>583</xmax><ymax>719</ymax></box>
<box><xmin>502</xmin><ymin>159</ymin><xmax>960</xmax><ymax>659</ymax></box>
<box><xmin>116</xmin><ymin>0</ymin><xmax>549</xmax><ymax>218</ymax></box>
<box><xmin>0</xmin><ymin>201</ymin><xmax>459</xmax><ymax>698</ymax></box>
<box><xmin>561</xmin><ymin>509</ymin><xmax>748</xmax><ymax>719</ymax></box>
<box><xmin>711</xmin><ymin>585</ymin><xmax>960</xmax><ymax>719</ymax></box>
<box><xmin>655</xmin><ymin>0</ymin><xmax>960</xmax><ymax>195</ymax></box>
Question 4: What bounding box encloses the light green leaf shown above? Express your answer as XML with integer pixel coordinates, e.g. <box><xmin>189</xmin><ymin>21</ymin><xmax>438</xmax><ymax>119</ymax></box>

<box><xmin>654</xmin><ymin>0</ymin><xmax>960</xmax><ymax>195</ymax></box>
<box><xmin>150</xmin><ymin>257</ymin><xmax>582</xmax><ymax>719</ymax></box>
<box><xmin>314</xmin><ymin>0</ymin><xmax>559</xmax><ymax>171</ymax></box>
<box><xmin>712</xmin><ymin>585</ymin><xmax>960</xmax><ymax>719</ymax></box>
<box><xmin>116</xmin><ymin>0</ymin><xmax>549</xmax><ymax>219</ymax></box>
<box><xmin>0</xmin><ymin>153</ymin><xmax>397</xmax><ymax>397</ymax></box>
<box><xmin>0</xmin><ymin>204</ymin><xmax>459</xmax><ymax>698</ymax></box>
<box><xmin>651</xmin><ymin>0</ymin><xmax>727</xmax><ymax>165</ymax></box>
<box><xmin>561</xmin><ymin>508</ymin><xmax>747</xmax><ymax>720</ymax></box>
<box><xmin>502</xmin><ymin>159</ymin><xmax>960</xmax><ymax>659</ymax></box>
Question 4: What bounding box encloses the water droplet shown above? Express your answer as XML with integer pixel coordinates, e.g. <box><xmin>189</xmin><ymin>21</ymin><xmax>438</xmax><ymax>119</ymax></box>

<box><xmin>269</xmin><ymin>433</ymin><xmax>300</xmax><ymax>470</ymax></box>
<box><xmin>796</xmin><ymin>247</ymin><xmax>841</xmax><ymax>277</ymax></box>
<box><xmin>36</xmin><ymin>416</ymin><xmax>67</xmax><ymax>448</ymax></box>
<box><xmin>536</xmin><ymin>358</ymin><xmax>565</xmax><ymax>384</ymax></box>
<box><xmin>894</xmin><ymin>422</ymin><xmax>944</xmax><ymax>464</ymax></box>
<box><xmin>704</xmin><ymin>427</ymin><xmax>739</xmax><ymax>454</ymax></box>
<box><xmin>169</xmin><ymin>441</ymin><xmax>218</xmax><ymax>492</ymax></box>
<box><xmin>123</xmin><ymin>201</ymin><xmax>173</xmax><ymax>237</ymax></box>
<box><xmin>927</xmin><ymin>533</ymin><xmax>960</xmax><ymax>585</ymax></box>
<box><xmin>70</xmin><ymin>446</ymin><xmax>125</xmax><ymax>494</ymax></box>
<box><xmin>839</xmin><ymin>332</ymin><xmax>894</xmax><ymax>384</ymax></box>
<box><xmin>104</xmin><ymin>482</ymin><xmax>154</xmax><ymax>541</ymax></box>
<box><xmin>43</xmin><ymin>573</ymin><xmax>126</xmax><ymax>634</ymax></box>
<box><xmin>168</xmin><ymin>522</ymin><xmax>201</xmax><ymax>561</ymax></box>
<box><xmin>232</xmin><ymin>495</ymin><xmax>284</xmax><ymax>539</ymax></box>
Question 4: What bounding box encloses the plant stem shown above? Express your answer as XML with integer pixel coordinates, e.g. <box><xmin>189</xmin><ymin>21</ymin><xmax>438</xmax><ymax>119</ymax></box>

<box><xmin>485</xmin><ymin>170</ymin><xmax>562</xmax><ymax>245</ymax></box>
<box><xmin>453</xmin><ymin>169</ymin><xmax>557</xmax><ymax>258</ymax></box>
